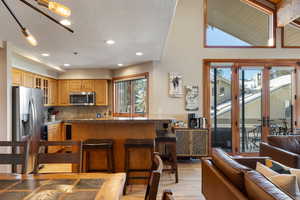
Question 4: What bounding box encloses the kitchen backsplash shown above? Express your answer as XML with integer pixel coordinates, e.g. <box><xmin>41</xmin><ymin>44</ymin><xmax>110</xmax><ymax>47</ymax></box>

<box><xmin>49</xmin><ymin>106</ymin><xmax>110</xmax><ymax>120</ymax></box>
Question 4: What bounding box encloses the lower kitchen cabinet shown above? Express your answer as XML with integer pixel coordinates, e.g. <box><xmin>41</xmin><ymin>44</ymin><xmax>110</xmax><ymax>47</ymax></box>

<box><xmin>174</xmin><ymin>128</ymin><xmax>209</xmax><ymax>157</ymax></box>
<box><xmin>47</xmin><ymin>123</ymin><xmax>63</xmax><ymax>153</ymax></box>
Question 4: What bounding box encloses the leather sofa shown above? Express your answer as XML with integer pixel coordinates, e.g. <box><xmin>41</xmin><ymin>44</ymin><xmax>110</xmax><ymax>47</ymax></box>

<box><xmin>202</xmin><ymin>148</ymin><xmax>293</xmax><ymax>200</ymax></box>
<box><xmin>260</xmin><ymin>135</ymin><xmax>300</xmax><ymax>168</ymax></box>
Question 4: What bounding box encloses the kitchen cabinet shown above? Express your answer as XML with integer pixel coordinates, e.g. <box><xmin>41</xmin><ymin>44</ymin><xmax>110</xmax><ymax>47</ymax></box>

<box><xmin>68</xmin><ymin>80</ymin><xmax>82</xmax><ymax>92</ymax></box>
<box><xmin>95</xmin><ymin>80</ymin><xmax>108</xmax><ymax>106</ymax></box>
<box><xmin>22</xmin><ymin>72</ymin><xmax>35</xmax><ymax>88</ymax></box>
<box><xmin>58</xmin><ymin>80</ymin><xmax>69</xmax><ymax>105</ymax></box>
<box><xmin>12</xmin><ymin>68</ymin><xmax>22</xmax><ymax>86</ymax></box>
<box><xmin>174</xmin><ymin>128</ymin><xmax>209</xmax><ymax>157</ymax></box>
<box><xmin>69</xmin><ymin>80</ymin><xmax>95</xmax><ymax>92</ymax></box>
<box><xmin>81</xmin><ymin>80</ymin><xmax>95</xmax><ymax>92</ymax></box>
<box><xmin>49</xmin><ymin>79</ymin><xmax>58</xmax><ymax>106</ymax></box>
<box><xmin>47</xmin><ymin>123</ymin><xmax>62</xmax><ymax>153</ymax></box>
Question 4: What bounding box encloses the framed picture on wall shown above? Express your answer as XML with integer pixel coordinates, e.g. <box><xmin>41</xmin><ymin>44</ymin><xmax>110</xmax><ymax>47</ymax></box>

<box><xmin>169</xmin><ymin>72</ymin><xmax>184</xmax><ymax>98</ymax></box>
<box><xmin>185</xmin><ymin>85</ymin><xmax>199</xmax><ymax>111</ymax></box>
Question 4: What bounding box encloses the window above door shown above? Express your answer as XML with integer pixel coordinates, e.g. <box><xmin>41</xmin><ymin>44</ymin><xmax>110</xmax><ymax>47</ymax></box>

<box><xmin>204</xmin><ymin>0</ymin><xmax>276</xmax><ymax>48</ymax></box>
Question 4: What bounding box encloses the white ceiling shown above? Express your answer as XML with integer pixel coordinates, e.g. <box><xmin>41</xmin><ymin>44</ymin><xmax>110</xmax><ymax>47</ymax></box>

<box><xmin>0</xmin><ymin>0</ymin><xmax>177</xmax><ymax>70</ymax></box>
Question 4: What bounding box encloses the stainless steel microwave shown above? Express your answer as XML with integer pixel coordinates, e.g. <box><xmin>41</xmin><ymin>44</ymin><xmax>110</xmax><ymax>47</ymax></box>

<box><xmin>69</xmin><ymin>92</ymin><xmax>95</xmax><ymax>105</ymax></box>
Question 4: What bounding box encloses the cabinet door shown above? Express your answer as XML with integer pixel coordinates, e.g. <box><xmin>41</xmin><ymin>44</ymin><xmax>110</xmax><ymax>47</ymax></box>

<box><xmin>58</xmin><ymin>80</ymin><xmax>69</xmax><ymax>105</ymax></box>
<box><xmin>95</xmin><ymin>80</ymin><xmax>108</xmax><ymax>106</ymax></box>
<box><xmin>175</xmin><ymin>130</ymin><xmax>191</xmax><ymax>156</ymax></box>
<box><xmin>35</xmin><ymin>76</ymin><xmax>42</xmax><ymax>89</ymax></box>
<box><xmin>47</xmin><ymin>124</ymin><xmax>62</xmax><ymax>153</ymax></box>
<box><xmin>69</xmin><ymin>80</ymin><xmax>82</xmax><ymax>92</ymax></box>
<box><xmin>12</xmin><ymin>68</ymin><xmax>22</xmax><ymax>86</ymax></box>
<box><xmin>22</xmin><ymin>72</ymin><xmax>35</xmax><ymax>88</ymax></box>
<box><xmin>43</xmin><ymin>79</ymin><xmax>49</xmax><ymax>105</ymax></box>
<box><xmin>49</xmin><ymin>79</ymin><xmax>58</xmax><ymax>105</ymax></box>
<box><xmin>81</xmin><ymin>80</ymin><xmax>95</xmax><ymax>92</ymax></box>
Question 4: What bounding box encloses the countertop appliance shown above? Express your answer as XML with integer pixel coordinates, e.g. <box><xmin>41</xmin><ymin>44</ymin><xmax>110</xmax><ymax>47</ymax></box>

<box><xmin>12</xmin><ymin>86</ymin><xmax>44</xmax><ymax>173</ymax></box>
<box><xmin>188</xmin><ymin>113</ymin><xmax>207</xmax><ymax>129</ymax></box>
<box><xmin>69</xmin><ymin>92</ymin><xmax>95</xmax><ymax>106</ymax></box>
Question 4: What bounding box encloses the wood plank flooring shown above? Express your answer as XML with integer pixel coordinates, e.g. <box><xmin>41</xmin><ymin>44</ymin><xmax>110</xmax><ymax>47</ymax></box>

<box><xmin>41</xmin><ymin>160</ymin><xmax>205</xmax><ymax>200</ymax></box>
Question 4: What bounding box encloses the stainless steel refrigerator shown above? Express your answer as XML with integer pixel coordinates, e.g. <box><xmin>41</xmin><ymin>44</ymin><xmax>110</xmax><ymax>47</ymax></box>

<box><xmin>12</xmin><ymin>86</ymin><xmax>44</xmax><ymax>173</ymax></box>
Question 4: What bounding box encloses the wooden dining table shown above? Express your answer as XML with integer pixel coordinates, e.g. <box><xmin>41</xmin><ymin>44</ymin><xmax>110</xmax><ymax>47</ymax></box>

<box><xmin>0</xmin><ymin>172</ymin><xmax>126</xmax><ymax>200</ymax></box>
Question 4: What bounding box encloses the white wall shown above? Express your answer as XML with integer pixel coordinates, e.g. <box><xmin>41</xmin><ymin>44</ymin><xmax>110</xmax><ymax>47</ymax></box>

<box><xmin>150</xmin><ymin>0</ymin><xmax>300</xmax><ymax>119</ymax></box>
<box><xmin>0</xmin><ymin>42</ymin><xmax>12</xmax><ymax>172</ymax></box>
<box><xmin>12</xmin><ymin>53</ymin><xmax>59</xmax><ymax>78</ymax></box>
<box><xmin>58</xmin><ymin>68</ymin><xmax>112</xmax><ymax>79</ymax></box>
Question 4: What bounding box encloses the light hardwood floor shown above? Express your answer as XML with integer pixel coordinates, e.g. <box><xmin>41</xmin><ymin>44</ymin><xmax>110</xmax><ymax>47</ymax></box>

<box><xmin>40</xmin><ymin>160</ymin><xmax>205</xmax><ymax>200</ymax></box>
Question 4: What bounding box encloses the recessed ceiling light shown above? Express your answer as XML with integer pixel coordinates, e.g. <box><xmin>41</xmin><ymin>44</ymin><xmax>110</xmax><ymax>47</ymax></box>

<box><xmin>60</xmin><ymin>19</ymin><xmax>71</xmax><ymax>26</ymax></box>
<box><xmin>41</xmin><ymin>53</ymin><xmax>50</xmax><ymax>57</ymax></box>
<box><xmin>118</xmin><ymin>64</ymin><xmax>124</xmax><ymax>67</ymax></box>
<box><xmin>136</xmin><ymin>52</ymin><xmax>143</xmax><ymax>56</ymax></box>
<box><xmin>63</xmin><ymin>64</ymin><xmax>71</xmax><ymax>67</ymax></box>
<box><xmin>105</xmin><ymin>40</ymin><xmax>115</xmax><ymax>45</ymax></box>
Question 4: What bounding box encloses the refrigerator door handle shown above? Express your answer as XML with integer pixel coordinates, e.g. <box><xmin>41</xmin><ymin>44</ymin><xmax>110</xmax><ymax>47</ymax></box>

<box><xmin>29</xmin><ymin>99</ymin><xmax>36</xmax><ymax>137</ymax></box>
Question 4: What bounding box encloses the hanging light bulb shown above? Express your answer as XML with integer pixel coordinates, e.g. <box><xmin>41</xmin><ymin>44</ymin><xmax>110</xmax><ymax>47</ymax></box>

<box><xmin>37</xmin><ymin>0</ymin><xmax>71</xmax><ymax>17</ymax></box>
<box><xmin>22</xmin><ymin>28</ymin><xmax>38</xmax><ymax>46</ymax></box>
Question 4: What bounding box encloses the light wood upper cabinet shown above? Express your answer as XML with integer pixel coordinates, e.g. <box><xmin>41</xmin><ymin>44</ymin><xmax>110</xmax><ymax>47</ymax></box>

<box><xmin>12</xmin><ymin>68</ymin><xmax>22</xmax><ymax>86</ymax></box>
<box><xmin>22</xmin><ymin>72</ymin><xmax>35</xmax><ymax>88</ymax></box>
<box><xmin>49</xmin><ymin>79</ymin><xmax>58</xmax><ymax>106</ymax></box>
<box><xmin>58</xmin><ymin>80</ymin><xmax>69</xmax><ymax>105</ymax></box>
<box><xmin>69</xmin><ymin>80</ymin><xmax>82</xmax><ymax>92</ymax></box>
<box><xmin>81</xmin><ymin>80</ymin><xmax>95</xmax><ymax>92</ymax></box>
<box><xmin>95</xmin><ymin>80</ymin><xmax>108</xmax><ymax>106</ymax></box>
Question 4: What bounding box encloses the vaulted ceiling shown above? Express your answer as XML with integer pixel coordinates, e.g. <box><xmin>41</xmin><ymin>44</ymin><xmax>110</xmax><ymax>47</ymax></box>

<box><xmin>0</xmin><ymin>0</ymin><xmax>177</xmax><ymax>70</ymax></box>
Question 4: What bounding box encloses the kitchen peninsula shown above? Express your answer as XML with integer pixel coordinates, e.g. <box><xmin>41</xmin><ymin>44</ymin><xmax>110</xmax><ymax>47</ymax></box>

<box><xmin>67</xmin><ymin>116</ymin><xmax>173</xmax><ymax>172</ymax></box>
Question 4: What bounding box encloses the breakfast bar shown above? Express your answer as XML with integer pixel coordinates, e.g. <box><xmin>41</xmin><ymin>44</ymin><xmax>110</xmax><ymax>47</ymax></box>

<box><xmin>68</xmin><ymin>117</ymin><xmax>173</xmax><ymax>172</ymax></box>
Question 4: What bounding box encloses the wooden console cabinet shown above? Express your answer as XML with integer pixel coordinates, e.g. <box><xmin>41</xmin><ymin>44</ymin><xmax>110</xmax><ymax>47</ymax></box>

<box><xmin>174</xmin><ymin>128</ymin><xmax>209</xmax><ymax>157</ymax></box>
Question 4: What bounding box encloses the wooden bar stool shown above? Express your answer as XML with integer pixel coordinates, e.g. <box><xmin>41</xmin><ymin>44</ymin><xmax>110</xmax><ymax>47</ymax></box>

<box><xmin>123</xmin><ymin>139</ymin><xmax>154</xmax><ymax>195</ymax></box>
<box><xmin>83</xmin><ymin>139</ymin><xmax>114</xmax><ymax>173</ymax></box>
<box><xmin>155</xmin><ymin>134</ymin><xmax>178</xmax><ymax>183</ymax></box>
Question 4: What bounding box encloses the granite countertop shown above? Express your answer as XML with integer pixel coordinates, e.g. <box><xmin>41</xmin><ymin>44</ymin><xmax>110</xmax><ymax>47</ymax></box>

<box><xmin>44</xmin><ymin>120</ymin><xmax>63</xmax><ymax>125</ymax></box>
<box><xmin>63</xmin><ymin>116</ymin><xmax>174</xmax><ymax>123</ymax></box>
<box><xmin>44</xmin><ymin>115</ymin><xmax>175</xmax><ymax>125</ymax></box>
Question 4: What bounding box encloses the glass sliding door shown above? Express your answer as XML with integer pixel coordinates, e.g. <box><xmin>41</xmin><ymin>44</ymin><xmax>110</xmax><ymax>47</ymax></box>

<box><xmin>239</xmin><ymin>67</ymin><xmax>263</xmax><ymax>153</ymax></box>
<box><xmin>268</xmin><ymin>67</ymin><xmax>294</xmax><ymax>135</ymax></box>
<box><xmin>210</xmin><ymin>67</ymin><xmax>233</xmax><ymax>152</ymax></box>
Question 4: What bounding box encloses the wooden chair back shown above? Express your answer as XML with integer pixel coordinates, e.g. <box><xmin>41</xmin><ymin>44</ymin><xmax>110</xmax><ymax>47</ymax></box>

<box><xmin>34</xmin><ymin>141</ymin><xmax>82</xmax><ymax>174</ymax></box>
<box><xmin>0</xmin><ymin>141</ymin><xmax>29</xmax><ymax>174</ymax></box>
<box><xmin>162</xmin><ymin>189</ymin><xmax>175</xmax><ymax>200</ymax></box>
<box><xmin>145</xmin><ymin>152</ymin><xmax>163</xmax><ymax>200</ymax></box>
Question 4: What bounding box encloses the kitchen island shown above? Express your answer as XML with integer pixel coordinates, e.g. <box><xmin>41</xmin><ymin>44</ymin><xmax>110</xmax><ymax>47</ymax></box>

<box><xmin>68</xmin><ymin>116</ymin><xmax>173</xmax><ymax>173</ymax></box>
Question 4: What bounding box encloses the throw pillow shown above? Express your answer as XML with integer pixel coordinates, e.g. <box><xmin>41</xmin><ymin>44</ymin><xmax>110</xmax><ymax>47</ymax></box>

<box><xmin>269</xmin><ymin>174</ymin><xmax>298</xmax><ymax>198</ymax></box>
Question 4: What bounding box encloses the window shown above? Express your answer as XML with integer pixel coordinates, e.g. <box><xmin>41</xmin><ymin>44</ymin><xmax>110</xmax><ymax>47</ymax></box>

<box><xmin>282</xmin><ymin>19</ymin><xmax>300</xmax><ymax>47</ymax></box>
<box><xmin>113</xmin><ymin>73</ymin><xmax>148</xmax><ymax>117</ymax></box>
<box><xmin>205</xmin><ymin>0</ymin><xmax>275</xmax><ymax>47</ymax></box>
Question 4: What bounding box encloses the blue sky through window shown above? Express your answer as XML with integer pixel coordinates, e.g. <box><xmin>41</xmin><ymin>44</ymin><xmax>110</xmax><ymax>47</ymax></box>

<box><xmin>207</xmin><ymin>26</ymin><xmax>251</xmax><ymax>46</ymax></box>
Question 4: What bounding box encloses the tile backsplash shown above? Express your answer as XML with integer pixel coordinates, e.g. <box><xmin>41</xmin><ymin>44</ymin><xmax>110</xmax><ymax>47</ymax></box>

<box><xmin>49</xmin><ymin>106</ymin><xmax>110</xmax><ymax>120</ymax></box>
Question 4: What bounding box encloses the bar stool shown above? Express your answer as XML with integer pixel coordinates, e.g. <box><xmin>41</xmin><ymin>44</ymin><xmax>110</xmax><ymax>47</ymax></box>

<box><xmin>155</xmin><ymin>134</ymin><xmax>178</xmax><ymax>183</ymax></box>
<box><xmin>83</xmin><ymin>139</ymin><xmax>114</xmax><ymax>173</ymax></box>
<box><xmin>123</xmin><ymin>139</ymin><xmax>154</xmax><ymax>195</ymax></box>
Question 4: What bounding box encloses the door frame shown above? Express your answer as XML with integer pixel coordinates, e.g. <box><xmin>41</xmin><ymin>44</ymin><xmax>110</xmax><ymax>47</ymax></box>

<box><xmin>203</xmin><ymin>59</ymin><xmax>300</xmax><ymax>155</ymax></box>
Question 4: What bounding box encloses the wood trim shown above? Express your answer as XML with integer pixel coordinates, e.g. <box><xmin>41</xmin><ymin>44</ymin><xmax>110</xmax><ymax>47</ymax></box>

<box><xmin>112</xmin><ymin>72</ymin><xmax>149</xmax><ymax>117</ymax></box>
<box><xmin>204</xmin><ymin>59</ymin><xmax>300</xmax><ymax>65</ymax></box>
<box><xmin>112</xmin><ymin>72</ymin><xmax>149</xmax><ymax>81</ymax></box>
<box><xmin>203</xmin><ymin>0</ymin><xmax>276</xmax><ymax>48</ymax></box>
<box><xmin>231</xmin><ymin>65</ymin><xmax>240</xmax><ymax>154</ymax></box>
<box><xmin>281</xmin><ymin>21</ymin><xmax>300</xmax><ymax>48</ymax></box>
<box><xmin>203</xmin><ymin>59</ymin><xmax>300</xmax><ymax>155</ymax></box>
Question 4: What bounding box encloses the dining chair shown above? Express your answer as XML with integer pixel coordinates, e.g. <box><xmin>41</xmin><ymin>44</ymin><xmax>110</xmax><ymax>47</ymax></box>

<box><xmin>162</xmin><ymin>189</ymin><xmax>175</xmax><ymax>200</ymax></box>
<box><xmin>33</xmin><ymin>141</ymin><xmax>82</xmax><ymax>174</ymax></box>
<box><xmin>144</xmin><ymin>152</ymin><xmax>163</xmax><ymax>200</ymax></box>
<box><xmin>0</xmin><ymin>141</ymin><xmax>29</xmax><ymax>174</ymax></box>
